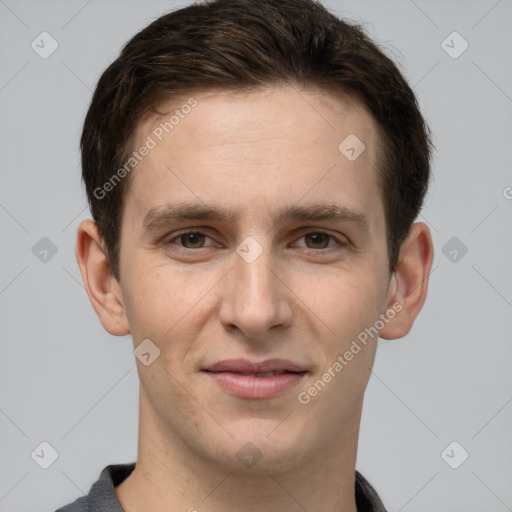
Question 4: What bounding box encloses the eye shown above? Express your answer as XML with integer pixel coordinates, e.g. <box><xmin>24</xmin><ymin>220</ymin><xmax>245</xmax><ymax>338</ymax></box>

<box><xmin>166</xmin><ymin>231</ymin><xmax>216</xmax><ymax>250</ymax></box>
<box><xmin>293</xmin><ymin>231</ymin><xmax>346</xmax><ymax>251</ymax></box>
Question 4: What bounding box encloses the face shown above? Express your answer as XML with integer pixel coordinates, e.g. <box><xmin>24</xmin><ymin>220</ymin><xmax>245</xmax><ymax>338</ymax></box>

<box><xmin>113</xmin><ymin>85</ymin><xmax>397</xmax><ymax>473</ymax></box>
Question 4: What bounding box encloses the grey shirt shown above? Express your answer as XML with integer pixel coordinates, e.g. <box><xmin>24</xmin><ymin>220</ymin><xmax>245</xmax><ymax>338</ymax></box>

<box><xmin>55</xmin><ymin>463</ymin><xmax>387</xmax><ymax>512</ymax></box>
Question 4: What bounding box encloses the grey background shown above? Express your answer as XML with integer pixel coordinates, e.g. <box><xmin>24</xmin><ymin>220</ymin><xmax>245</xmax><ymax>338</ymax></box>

<box><xmin>1</xmin><ymin>0</ymin><xmax>511</xmax><ymax>511</ymax></box>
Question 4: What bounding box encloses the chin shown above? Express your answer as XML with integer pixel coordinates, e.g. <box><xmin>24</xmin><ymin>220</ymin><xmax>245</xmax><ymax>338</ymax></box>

<box><xmin>206</xmin><ymin>419</ymin><xmax>310</xmax><ymax>475</ymax></box>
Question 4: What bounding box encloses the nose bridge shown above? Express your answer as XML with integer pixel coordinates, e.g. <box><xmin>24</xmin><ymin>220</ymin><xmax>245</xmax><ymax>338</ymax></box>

<box><xmin>220</xmin><ymin>233</ymin><xmax>290</xmax><ymax>336</ymax></box>
<box><xmin>236</xmin><ymin>235</ymin><xmax>275</xmax><ymax>299</ymax></box>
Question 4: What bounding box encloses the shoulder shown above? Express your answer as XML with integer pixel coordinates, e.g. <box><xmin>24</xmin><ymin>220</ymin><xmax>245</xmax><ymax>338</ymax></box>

<box><xmin>54</xmin><ymin>462</ymin><xmax>135</xmax><ymax>512</ymax></box>
<box><xmin>355</xmin><ymin>471</ymin><xmax>387</xmax><ymax>512</ymax></box>
<box><xmin>54</xmin><ymin>495</ymin><xmax>89</xmax><ymax>512</ymax></box>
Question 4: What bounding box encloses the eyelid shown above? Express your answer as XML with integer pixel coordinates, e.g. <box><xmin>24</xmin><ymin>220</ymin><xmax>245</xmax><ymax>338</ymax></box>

<box><xmin>165</xmin><ymin>227</ymin><xmax>348</xmax><ymax>251</ymax></box>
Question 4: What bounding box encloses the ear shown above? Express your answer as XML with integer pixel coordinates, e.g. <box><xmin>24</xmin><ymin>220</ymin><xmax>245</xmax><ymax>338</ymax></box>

<box><xmin>75</xmin><ymin>219</ymin><xmax>130</xmax><ymax>336</ymax></box>
<box><xmin>379</xmin><ymin>221</ymin><xmax>434</xmax><ymax>340</ymax></box>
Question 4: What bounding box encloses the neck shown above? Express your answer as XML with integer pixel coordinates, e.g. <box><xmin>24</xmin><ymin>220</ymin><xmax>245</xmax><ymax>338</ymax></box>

<box><xmin>116</xmin><ymin>389</ymin><xmax>361</xmax><ymax>512</ymax></box>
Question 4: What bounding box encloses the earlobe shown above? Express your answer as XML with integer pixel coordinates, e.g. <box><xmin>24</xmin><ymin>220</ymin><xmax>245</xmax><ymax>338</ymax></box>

<box><xmin>379</xmin><ymin>222</ymin><xmax>434</xmax><ymax>340</ymax></box>
<box><xmin>75</xmin><ymin>219</ymin><xmax>131</xmax><ymax>336</ymax></box>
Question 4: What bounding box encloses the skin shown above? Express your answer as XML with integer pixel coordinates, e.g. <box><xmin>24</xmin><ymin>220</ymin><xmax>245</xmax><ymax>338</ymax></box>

<box><xmin>76</xmin><ymin>85</ymin><xmax>434</xmax><ymax>512</ymax></box>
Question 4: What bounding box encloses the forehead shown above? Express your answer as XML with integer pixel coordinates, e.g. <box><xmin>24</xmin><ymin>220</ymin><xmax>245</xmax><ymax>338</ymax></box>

<box><xmin>125</xmin><ymin>85</ymin><xmax>384</xmax><ymax>230</ymax></box>
<box><xmin>137</xmin><ymin>86</ymin><xmax>380</xmax><ymax>159</ymax></box>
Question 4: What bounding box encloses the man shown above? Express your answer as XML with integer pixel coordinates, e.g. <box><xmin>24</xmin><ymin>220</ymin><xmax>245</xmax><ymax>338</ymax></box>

<box><xmin>56</xmin><ymin>0</ymin><xmax>434</xmax><ymax>510</ymax></box>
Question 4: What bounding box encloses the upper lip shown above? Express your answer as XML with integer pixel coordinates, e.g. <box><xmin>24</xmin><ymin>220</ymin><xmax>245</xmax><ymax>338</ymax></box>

<box><xmin>203</xmin><ymin>358</ymin><xmax>307</xmax><ymax>374</ymax></box>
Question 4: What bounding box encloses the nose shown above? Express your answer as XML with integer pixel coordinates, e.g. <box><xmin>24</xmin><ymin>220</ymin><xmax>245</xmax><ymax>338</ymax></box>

<box><xmin>217</xmin><ymin>237</ymin><xmax>293</xmax><ymax>341</ymax></box>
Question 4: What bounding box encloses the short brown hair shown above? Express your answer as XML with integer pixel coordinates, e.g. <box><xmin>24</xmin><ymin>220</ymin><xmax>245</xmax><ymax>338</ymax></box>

<box><xmin>80</xmin><ymin>0</ymin><xmax>434</xmax><ymax>281</ymax></box>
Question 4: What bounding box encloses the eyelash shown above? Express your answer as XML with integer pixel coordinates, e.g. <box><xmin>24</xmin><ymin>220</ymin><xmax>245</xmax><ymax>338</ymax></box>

<box><xmin>164</xmin><ymin>229</ymin><xmax>347</xmax><ymax>253</ymax></box>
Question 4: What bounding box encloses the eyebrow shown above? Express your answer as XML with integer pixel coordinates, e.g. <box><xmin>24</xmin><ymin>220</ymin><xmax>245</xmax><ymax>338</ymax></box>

<box><xmin>142</xmin><ymin>200</ymin><xmax>371</xmax><ymax>236</ymax></box>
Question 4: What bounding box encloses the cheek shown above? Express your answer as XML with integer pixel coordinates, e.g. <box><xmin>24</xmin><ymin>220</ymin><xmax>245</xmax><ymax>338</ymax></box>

<box><xmin>297</xmin><ymin>268</ymin><xmax>382</xmax><ymax>344</ymax></box>
<box><xmin>303</xmin><ymin>270</ymin><xmax>382</xmax><ymax>390</ymax></box>
<box><xmin>301</xmin><ymin>273</ymin><xmax>380</xmax><ymax>410</ymax></box>
<box><xmin>121</xmin><ymin>262</ymin><xmax>175</xmax><ymax>342</ymax></box>
<box><xmin>123</xmin><ymin>260</ymin><xmax>216</xmax><ymax>359</ymax></box>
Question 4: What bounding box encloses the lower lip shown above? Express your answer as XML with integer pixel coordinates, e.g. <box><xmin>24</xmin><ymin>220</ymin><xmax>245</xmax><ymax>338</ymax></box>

<box><xmin>204</xmin><ymin>371</ymin><xmax>307</xmax><ymax>399</ymax></box>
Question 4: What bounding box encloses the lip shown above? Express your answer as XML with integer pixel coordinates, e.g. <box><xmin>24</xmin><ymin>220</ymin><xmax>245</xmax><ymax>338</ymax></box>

<box><xmin>202</xmin><ymin>358</ymin><xmax>308</xmax><ymax>399</ymax></box>
<box><xmin>204</xmin><ymin>358</ymin><xmax>307</xmax><ymax>374</ymax></box>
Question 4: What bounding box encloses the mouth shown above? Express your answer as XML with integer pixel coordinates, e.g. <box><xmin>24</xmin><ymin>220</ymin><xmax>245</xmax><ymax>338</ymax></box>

<box><xmin>202</xmin><ymin>359</ymin><xmax>308</xmax><ymax>399</ymax></box>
